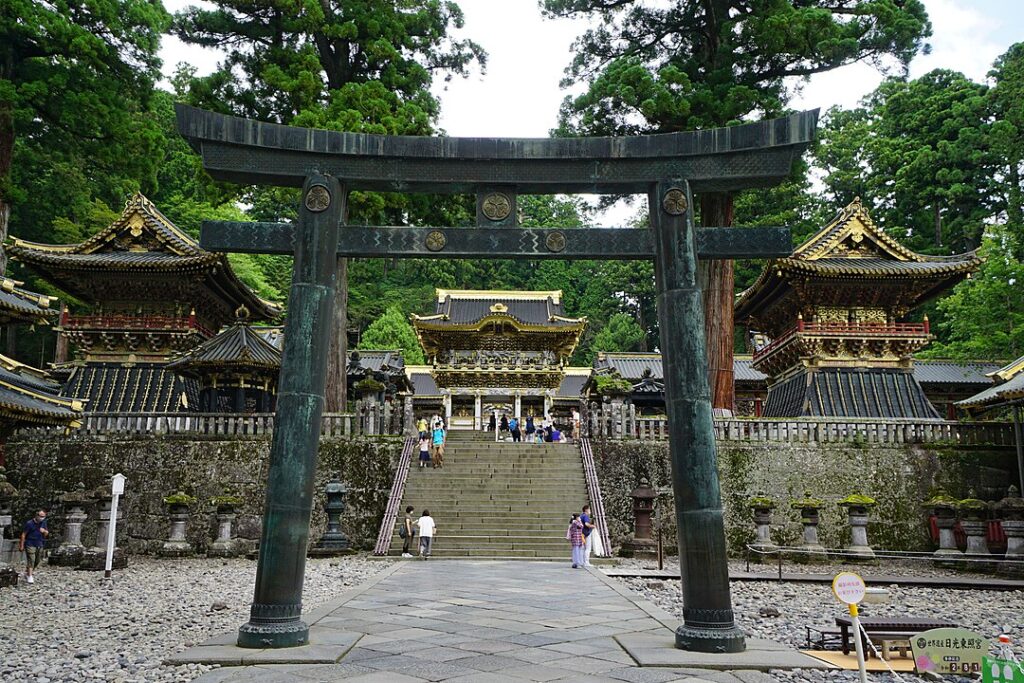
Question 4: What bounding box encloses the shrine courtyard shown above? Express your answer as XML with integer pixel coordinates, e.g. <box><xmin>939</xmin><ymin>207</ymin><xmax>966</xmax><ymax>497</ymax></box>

<box><xmin>1</xmin><ymin>556</ymin><xmax>1021</xmax><ymax>683</ymax></box>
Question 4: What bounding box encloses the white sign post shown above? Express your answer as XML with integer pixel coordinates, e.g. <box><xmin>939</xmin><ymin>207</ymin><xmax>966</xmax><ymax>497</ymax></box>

<box><xmin>833</xmin><ymin>571</ymin><xmax>869</xmax><ymax>683</ymax></box>
<box><xmin>105</xmin><ymin>473</ymin><xmax>126</xmax><ymax>580</ymax></box>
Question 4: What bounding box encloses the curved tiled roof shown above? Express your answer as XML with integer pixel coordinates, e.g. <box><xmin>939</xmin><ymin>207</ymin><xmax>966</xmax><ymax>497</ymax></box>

<box><xmin>8</xmin><ymin>193</ymin><xmax>280</xmax><ymax>320</ymax></box>
<box><xmin>0</xmin><ymin>278</ymin><xmax>57</xmax><ymax>323</ymax></box>
<box><xmin>957</xmin><ymin>352</ymin><xmax>1024</xmax><ymax>409</ymax></box>
<box><xmin>167</xmin><ymin>318</ymin><xmax>281</xmax><ymax>377</ymax></box>
<box><xmin>413</xmin><ymin>289</ymin><xmax>585</xmax><ymax>330</ymax></box>
<box><xmin>736</xmin><ymin>199</ymin><xmax>981</xmax><ymax>322</ymax></box>
<box><xmin>0</xmin><ymin>354</ymin><xmax>81</xmax><ymax>426</ymax></box>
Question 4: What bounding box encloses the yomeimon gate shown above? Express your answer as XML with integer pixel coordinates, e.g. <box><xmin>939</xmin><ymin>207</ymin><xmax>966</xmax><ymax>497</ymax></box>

<box><xmin>176</xmin><ymin>104</ymin><xmax>817</xmax><ymax>653</ymax></box>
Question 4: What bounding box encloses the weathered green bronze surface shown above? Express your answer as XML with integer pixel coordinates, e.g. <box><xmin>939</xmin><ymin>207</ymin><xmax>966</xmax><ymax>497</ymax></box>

<box><xmin>236</xmin><ymin>174</ymin><xmax>343</xmax><ymax>649</ymax></box>
<box><xmin>651</xmin><ymin>181</ymin><xmax>745</xmax><ymax>652</ymax></box>
<box><xmin>199</xmin><ymin>222</ymin><xmax>791</xmax><ymax>260</ymax></box>
<box><xmin>176</xmin><ymin>104</ymin><xmax>818</xmax><ymax>654</ymax></box>
<box><xmin>176</xmin><ymin>104</ymin><xmax>816</xmax><ymax>193</ymax></box>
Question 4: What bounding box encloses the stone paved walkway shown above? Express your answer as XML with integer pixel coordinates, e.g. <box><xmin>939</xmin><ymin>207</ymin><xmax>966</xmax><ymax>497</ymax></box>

<box><xmin>186</xmin><ymin>561</ymin><xmax>813</xmax><ymax>682</ymax></box>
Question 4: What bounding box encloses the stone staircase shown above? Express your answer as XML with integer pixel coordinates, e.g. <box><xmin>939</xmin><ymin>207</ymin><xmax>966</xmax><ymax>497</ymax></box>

<box><xmin>387</xmin><ymin>430</ymin><xmax>589</xmax><ymax>559</ymax></box>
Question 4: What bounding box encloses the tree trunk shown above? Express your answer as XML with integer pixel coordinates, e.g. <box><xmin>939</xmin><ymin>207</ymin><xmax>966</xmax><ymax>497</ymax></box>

<box><xmin>1008</xmin><ymin>162</ymin><xmax>1023</xmax><ymax>260</ymax></box>
<box><xmin>934</xmin><ymin>203</ymin><xmax>942</xmax><ymax>248</ymax></box>
<box><xmin>324</xmin><ymin>256</ymin><xmax>348</xmax><ymax>412</ymax></box>
<box><xmin>0</xmin><ymin>96</ymin><xmax>13</xmax><ymax>276</ymax></box>
<box><xmin>698</xmin><ymin>193</ymin><xmax>735</xmax><ymax>413</ymax></box>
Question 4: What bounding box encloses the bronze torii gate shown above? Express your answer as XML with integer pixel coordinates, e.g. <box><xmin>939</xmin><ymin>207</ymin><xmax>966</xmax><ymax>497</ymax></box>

<box><xmin>176</xmin><ymin>104</ymin><xmax>817</xmax><ymax>653</ymax></box>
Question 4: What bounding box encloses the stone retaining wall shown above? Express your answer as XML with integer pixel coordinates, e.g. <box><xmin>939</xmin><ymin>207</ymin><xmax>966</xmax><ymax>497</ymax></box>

<box><xmin>589</xmin><ymin>439</ymin><xmax>1017</xmax><ymax>554</ymax></box>
<box><xmin>3</xmin><ymin>435</ymin><xmax>402</xmax><ymax>554</ymax></box>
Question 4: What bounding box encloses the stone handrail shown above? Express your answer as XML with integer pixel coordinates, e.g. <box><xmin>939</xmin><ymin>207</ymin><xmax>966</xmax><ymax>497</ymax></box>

<box><xmin>584</xmin><ymin>409</ymin><xmax>1016</xmax><ymax>445</ymax></box>
<box><xmin>373</xmin><ymin>436</ymin><xmax>417</xmax><ymax>556</ymax></box>
<box><xmin>15</xmin><ymin>404</ymin><xmax>405</xmax><ymax>438</ymax></box>
<box><xmin>579</xmin><ymin>438</ymin><xmax>613</xmax><ymax>557</ymax></box>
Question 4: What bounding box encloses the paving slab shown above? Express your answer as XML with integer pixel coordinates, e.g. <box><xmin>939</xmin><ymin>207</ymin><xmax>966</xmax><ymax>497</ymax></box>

<box><xmin>615</xmin><ymin>633</ymin><xmax>837</xmax><ymax>671</ymax></box>
<box><xmin>185</xmin><ymin>559</ymin><xmax>828</xmax><ymax>682</ymax></box>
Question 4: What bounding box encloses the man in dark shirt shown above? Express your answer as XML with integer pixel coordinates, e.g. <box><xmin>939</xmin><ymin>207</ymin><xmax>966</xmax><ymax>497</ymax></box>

<box><xmin>580</xmin><ymin>504</ymin><xmax>595</xmax><ymax>568</ymax></box>
<box><xmin>19</xmin><ymin>509</ymin><xmax>49</xmax><ymax>584</ymax></box>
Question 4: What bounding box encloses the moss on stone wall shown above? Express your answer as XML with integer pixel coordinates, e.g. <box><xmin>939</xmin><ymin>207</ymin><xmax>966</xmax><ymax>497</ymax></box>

<box><xmin>3</xmin><ymin>435</ymin><xmax>402</xmax><ymax>554</ymax></box>
<box><xmin>589</xmin><ymin>439</ymin><xmax>1016</xmax><ymax>556</ymax></box>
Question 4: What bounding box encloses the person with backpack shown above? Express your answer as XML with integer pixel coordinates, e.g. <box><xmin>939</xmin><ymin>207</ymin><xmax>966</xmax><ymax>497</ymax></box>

<box><xmin>509</xmin><ymin>416</ymin><xmax>521</xmax><ymax>443</ymax></box>
<box><xmin>399</xmin><ymin>505</ymin><xmax>416</xmax><ymax>558</ymax></box>
<box><xmin>566</xmin><ymin>513</ymin><xmax>584</xmax><ymax>568</ymax></box>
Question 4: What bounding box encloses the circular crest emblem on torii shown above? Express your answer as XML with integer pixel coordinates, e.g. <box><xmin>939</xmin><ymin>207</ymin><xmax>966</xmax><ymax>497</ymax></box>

<box><xmin>545</xmin><ymin>231</ymin><xmax>566</xmax><ymax>253</ymax></box>
<box><xmin>481</xmin><ymin>193</ymin><xmax>512</xmax><ymax>221</ymax></box>
<box><xmin>304</xmin><ymin>185</ymin><xmax>332</xmax><ymax>212</ymax></box>
<box><xmin>425</xmin><ymin>230</ymin><xmax>448</xmax><ymax>252</ymax></box>
<box><xmin>662</xmin><ymin>188</ymin><xmax>688</xmax><ymax>215</ymax></box>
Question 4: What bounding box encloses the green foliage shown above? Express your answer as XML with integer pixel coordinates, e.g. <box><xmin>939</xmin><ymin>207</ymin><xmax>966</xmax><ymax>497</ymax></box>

<box><xmin>544</xmin><ymin>0</ymin><xmax>930</xmax><ymax>134</ymax></box>
<box><xmin>921</xmin><ymin>226</ymin><xmax>1024</xmax><ymax>361</ymax></box>
<box><xmin>163</xmin><ymin>491</ymin><xmax>197</xmax><ymax>506</ymax></box>
<box><xmin>989</xmin><ymin>43</ymin><xmax>1024</xmax><ymax>258</ymax></box>
<box><xmin>353</xmin><ymin>378</ymin><xmax>385</xmax><ymax>393</ymax></box>
<box><xmin>816</xmin><ymin>70</ymin><xmax>997</xmax><ymax>253</ymax></box>
<box><xmin>593</xmin><ymin>375</ymin><xmax>634</xmax><ymax>395</ymax></box>
<box><xmin>747</xmin><ymin>496</ymin><xmax>775</xmax><ymax>510</ymax></box>
<box><xmin>838</xmin><ymin>493</ymin><xmax>877</xmax><ymax>507</ymax></box>
<box><xmin>357</xmin><ymin>306</ymin><xmax>425</xmax><ymax>365</ymax></box>
<box><xmin>791</xmin><ymin>494</ymin><xmax>825</xmax><ymax>510</ymax></box>
<box><xmin>210</xmin><ymin>495</ymin><xmax>244</xmax><ymax>508</ymax></box>
<box><xmin>589</xmin><ymin>313</ymin><xmax>647</xmax><ymax>361</ymax></box>
<box><xmin>921</xmin><ymin>492</ymin><xmax>959</xmax><ymax>508</ymax></box>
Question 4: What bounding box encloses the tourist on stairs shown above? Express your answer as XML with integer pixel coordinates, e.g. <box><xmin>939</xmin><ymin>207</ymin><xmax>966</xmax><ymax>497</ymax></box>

<box><xmin>509</xmin><ymin>416</ymin><xmax>521</xmax><ymax>443</ymax></box>
<box><xmin>525</xmin><ymin>414</ymin><xmax>536</xmax><ymax>442</ymax></box>
<box><xmin>431</xmin><ymin>420</ymin><xmax>445</xmax><ymax>469</ymax></box>
<box><xmin>418</xmin><ymin>434</ymin><xmax>431</xmax><ymax>468</ymax></box>
<box><xmin>499</xmin><ymin>413</ymin><xmax>509</xmax><ymax>440</ymax></box>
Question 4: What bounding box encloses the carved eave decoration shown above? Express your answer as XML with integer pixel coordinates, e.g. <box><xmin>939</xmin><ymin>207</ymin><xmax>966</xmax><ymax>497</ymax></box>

<box><xmin>7</xmin><ymin>192</ymin><xmax>280</xmax><ymax>321</ymax></box>
<box><xmin>0</xmin><ymin>353</ymin><xmax>83</xmax><ymax>428</ymax></box>
<box><xmin>412</xmin><ymin>314</ymin><xmax>585</xmax><ymax>359</ymax></box>
<box><xmin>0</xmin><ymin>277</ymin><xmax>57</xmax><ymax>324</ymax></box>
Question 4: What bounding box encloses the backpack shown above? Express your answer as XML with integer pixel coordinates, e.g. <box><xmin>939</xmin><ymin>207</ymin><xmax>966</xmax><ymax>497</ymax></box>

<box><xmin>509</xmin><ymin>418</ymin><xmax>518</xmax><ymax>430</ymax></box>
<box><xmin>398</xmin><ymin>520</ymin><xmax>408</xmax><ymax>539</ymax></box>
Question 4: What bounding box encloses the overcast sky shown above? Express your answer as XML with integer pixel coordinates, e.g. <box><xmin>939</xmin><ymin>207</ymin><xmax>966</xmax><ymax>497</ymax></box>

<box><xmin>159</xmin><ymin>0</ymin><xmax>1024</xmax><ymax>223</ymax></box>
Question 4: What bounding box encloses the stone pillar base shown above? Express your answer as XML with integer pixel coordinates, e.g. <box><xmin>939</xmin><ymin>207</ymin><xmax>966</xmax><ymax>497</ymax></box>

<box><xmin>208</xmin><ymin>541</ymin><xmax>245</xmax><ymax>558</ymax></box>
<box><xmin>307</xmin><ymin>546</ymin><xmax>357</xmax><ymax>558</ymax></box>
<box><xmin>619</xmin><ymin>538</ymin><xmax>657</xmax><ymax>558</ymax></box>
<box><xmin>792</xmin><ymin>544</ymin><xmax>828</xmax><ymax>564</ymax></box>
<box><xmin>843</xmin><ymin>545</ymin><xmax>877</xmax><ymax>563</ymax></box>
<box><xmin>932</xmin><ymin>548</ymin><xmax>965</xmax><ymax>568</ymax></box>
<box><xmin>49</xmin><ymin>545</ymin><xmax>86</xmax><ymax>567</ymax></box>
<box><xmin>159</xmin><ymin>541</ymin><xmax>193</xmax><ymax>558</ymax></box>
<box><xmin>78</xmin><ymin>547</ymin><xmax>127</xmax><ymax>571</ymax></box>
<box><xmin>0</xmin><ymin>565</ymin><xmax>17</xmax><ymax>587</ymax></box>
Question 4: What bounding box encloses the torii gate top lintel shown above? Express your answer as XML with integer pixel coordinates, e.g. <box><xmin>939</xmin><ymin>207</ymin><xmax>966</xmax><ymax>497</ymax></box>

<box><xmin>175</xmin><ymin>104</ymin><xmax>818</xmax><ymax>194</ymax></box>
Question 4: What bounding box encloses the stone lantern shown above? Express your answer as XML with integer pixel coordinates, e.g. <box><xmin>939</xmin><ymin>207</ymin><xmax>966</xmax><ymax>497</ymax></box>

<box><xmin>80</xmin><ymin>484</ymin><xmax>127</xmax><ymax>570</ymax></box>
<box><xmin>51</xmin><ymin>483</ymin><xmax>94</xmax><ymax>566</ymax></box>
<box><xmin>621</xmin><ymin>478</ymin><xmax>657</xmax><ymax>557</ymax></box>
<box><xmin>994</xmin><ymin>486</ymin><xmax>1024</xmax><ymax>577</ymax></box>
<box><xmin>791</xmin><ymin>493</ymin><xmax>826</xmax><ymax>561</ymax></box>
<box><xmin>0</xmin><ymin>467</ymin><xmax>18</xmax><ymax>586</ymax></box>
<box><xmin>208</xmin><ymin>495</ymin><xmax>244</xmax><ymax>558</ymax></box>
<box><xmin>838</xmin><ymin>494</ymin><xmax>876</xmax><ymax>561</ymax></box>
<box><xmin>958</xmin><ymin>496</ymin><xmax>992</xmax><ymax>560</ymax></box>
<box><xmin>748</xmin><ymin>495</ymin><xmax>777</xmax><ymax>554</ymax></box>
<box><xmin>160</xmin><ymin>492</ymin><xmax>196</xmax><ymax>557</ymax></box>
<box><xmin>923</xmin><ymin>492</ymin><xmax>962</xmax><ymax>567</ymax></box>
<box><xmin>311</xmin><ymin>479</ymin><xmax>351</xmax><ymax>556</ymax></box>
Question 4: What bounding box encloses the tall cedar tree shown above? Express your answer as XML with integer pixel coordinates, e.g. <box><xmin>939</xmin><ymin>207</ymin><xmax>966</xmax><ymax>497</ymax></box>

<box><xmin>990</xmin><ymin>43</ymin><xmax>1024</xmax><ymax>259</ymax></box>
<box><xmin>817</xmin><ymin>71</ymin><xmax>996</xmax><ymax>255</ymax></box>
<box><xmin>174</xmin><ymin>0</ymin><xmax>484</xmax><ymax>410</ymax></box>
<box><xmin>0</xmin><ymin>1</ymin><xmax>169</xmax><ymax>274</ymax></box>
<box><xmin>542</xmin><ymin>0</ymin><xmax>931</xmax><ymax>410</ymax></box>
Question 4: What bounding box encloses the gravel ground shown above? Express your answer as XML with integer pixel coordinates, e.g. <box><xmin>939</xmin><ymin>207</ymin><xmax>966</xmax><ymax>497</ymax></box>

<box><xmin>613</xmin><ymin>557</ymin><xmax>1007</xmax><ymax>580</ymax></box>
<box><xmin>616</xmin><ymin>564</ymin><xmax>1024</xmax><ymax>683</ymax></box>
<box><xmin>0</xmin><ymin>555</ymin><xmax>389</xmax><ymax>683</ymax></box>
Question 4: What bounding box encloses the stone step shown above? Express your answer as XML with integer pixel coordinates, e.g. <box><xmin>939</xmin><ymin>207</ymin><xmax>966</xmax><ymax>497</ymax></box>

<box><xmin>389</xmin><ymin>538</ymin><xmax>570</xmax><ymax>550</ymax></box>
<box><xmin>387</xmin><ymin>548</ymin><xmax>568</xmax><ymax>558</ymax></box>
<box><xmin>392</xmin><ymin>507</ymin><xmax>580</xmax><ymax>516</ymax></box>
